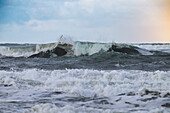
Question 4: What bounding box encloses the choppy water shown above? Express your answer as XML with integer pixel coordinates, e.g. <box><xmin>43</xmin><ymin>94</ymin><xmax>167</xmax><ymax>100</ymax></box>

<box><xmin>0</xmin><ymin>41</ymin><xmax>170</xmax><ymax>113</ymax></box>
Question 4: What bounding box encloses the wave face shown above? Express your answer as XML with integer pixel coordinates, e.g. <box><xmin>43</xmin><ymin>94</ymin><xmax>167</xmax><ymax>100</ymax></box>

<box><xmin>1</xmin><ymin>41</ymin><xmax>169</xmax><ymax>58</ymax></box>
<box><xmin>0</xmin><ymin>69</ymin><xmax>170</xmax><ymax>113</ymax></box>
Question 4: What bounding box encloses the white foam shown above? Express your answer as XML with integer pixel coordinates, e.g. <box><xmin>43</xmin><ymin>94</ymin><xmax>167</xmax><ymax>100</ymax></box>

<box><xmin>134</xmin><ymin>44</ymin><xmax>170</xmax><ymax>53</ymax></box>
<box><xmin>1</xmin><ymin>69</ymin><xmax>170</xmax><ymax>112</ymax></box>
<box><xmin>23</xmin><ymin>104</ymin><xmax>111</xmax><ymax>113</ymax></box>
<box><xmin>23</xmin><ymin>103</ymin><xmax>170</xmax><ymax>113</ymax></box>
<box><xmin>1</xmin><ymin>69</ymin><xmax>169</xmax><ymax>97</ymax></box>
<box><xmin>0</xmin><ymin>72</ymin><xmax>15</xmax><ymax>86</ymax></box>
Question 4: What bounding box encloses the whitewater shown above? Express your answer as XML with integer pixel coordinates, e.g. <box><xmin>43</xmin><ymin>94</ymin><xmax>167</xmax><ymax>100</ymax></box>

<box><xmin>0</xmin><ymin>40</ymin><xmax>170</xmax><ymax>113</ymax></box>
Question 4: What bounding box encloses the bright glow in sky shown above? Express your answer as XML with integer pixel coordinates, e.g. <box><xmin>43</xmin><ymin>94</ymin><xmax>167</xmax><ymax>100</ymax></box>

<box><xmin>0</xmin><ymin>0</ymin><xmax>169</xmax><ymax>43</ymax></box>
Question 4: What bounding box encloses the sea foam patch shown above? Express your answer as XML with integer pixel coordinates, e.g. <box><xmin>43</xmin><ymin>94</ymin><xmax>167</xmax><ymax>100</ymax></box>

<box><xmin>0</xmin><ymin>69</ymin><xmax>170</xmax><ymax>96</ymax></box>
<box><xmin>0</xmin><ymin>69</ymin><xmax>170</xmax><ymax>112</ymax></box>
<box><xmin>23</xmin><ymin>103</ymin><xmax>170</xmax><ymax>113</ymax></box>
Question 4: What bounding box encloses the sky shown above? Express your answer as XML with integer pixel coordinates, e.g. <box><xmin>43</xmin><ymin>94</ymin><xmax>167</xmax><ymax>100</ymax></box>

<box><xmin>0</xmin><ymin>0</ymin><xmax>170</xmax><ymax>43</ymax></box>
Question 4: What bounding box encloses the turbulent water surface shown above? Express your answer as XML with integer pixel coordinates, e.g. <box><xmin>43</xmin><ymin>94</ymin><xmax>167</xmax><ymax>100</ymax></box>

<box><xmin>0</xmin><ymin>41</ymin><xmax>170</xmax><ymax>113</ymax></box>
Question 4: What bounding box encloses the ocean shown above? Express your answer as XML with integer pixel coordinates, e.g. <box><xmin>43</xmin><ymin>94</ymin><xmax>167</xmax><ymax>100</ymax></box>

<box><xmin>0</xmin><ymin>41</ymin><xmax>170</xmax><ymax>113</ymax></box>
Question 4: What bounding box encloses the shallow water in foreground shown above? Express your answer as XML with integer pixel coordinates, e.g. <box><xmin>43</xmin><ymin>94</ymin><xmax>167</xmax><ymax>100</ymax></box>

<box><xmin>0</xmin><ymin>43</ymin><xmax>170</xmax><ymax>113</ymax></box>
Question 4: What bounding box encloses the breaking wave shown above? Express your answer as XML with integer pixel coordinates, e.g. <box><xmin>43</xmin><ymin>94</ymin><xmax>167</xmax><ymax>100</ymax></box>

<box><xmin>1</xmin><ymin>40</ymin><xmax>169</xmax><ymax>58</ymax></box>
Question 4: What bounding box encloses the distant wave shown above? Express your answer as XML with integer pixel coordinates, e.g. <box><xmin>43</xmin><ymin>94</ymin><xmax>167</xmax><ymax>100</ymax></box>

<box><xmin>0</xmin><ymin>43</ymin><xmax>58</xmax><ymax>57</ymax></box>
<box><xmin>134</xmin><ymin>43</ymin><xmax>170</xmax><ymax>52</ymax></box>
<box><xmin>0</xmin><ymin>41</ymin><xmax>169</xmax><ymax>58</ymax></box>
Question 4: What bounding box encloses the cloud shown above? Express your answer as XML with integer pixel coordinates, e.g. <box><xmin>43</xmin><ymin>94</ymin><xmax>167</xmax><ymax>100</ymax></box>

<box><xmin>0</xmin><ymin>0</ymin><xmax>150</xmax><ymax>25</ymax></box>
<box><xmin>0</xmin><ymin>0</ymin><xmax>169</xmax><ymax>43</ymax></box>
<box><xmin>60</xmin><ymin>0</ymin><xmax>148</xmax><ymax>15</ymax></box>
